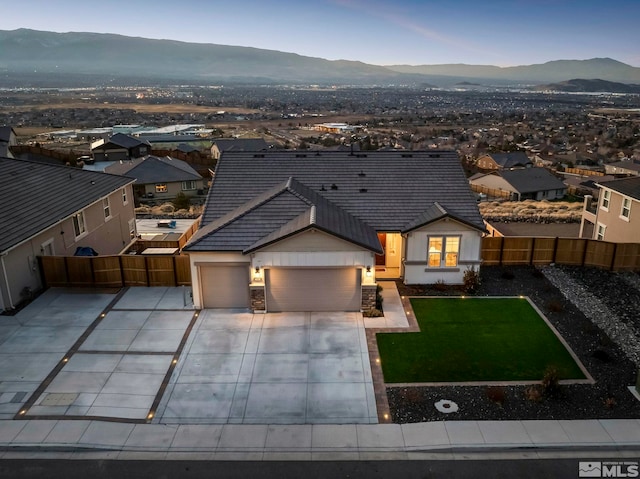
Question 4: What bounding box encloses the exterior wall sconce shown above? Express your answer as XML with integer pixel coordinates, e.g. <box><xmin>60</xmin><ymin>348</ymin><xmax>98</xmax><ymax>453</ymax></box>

<box><xmin>253</xmin><ymin>266</ymin><xmax>263</xmax><ymax>283</ymax></box>
<box><xmin>365</xmin><ymin>266</ymin><xmax>372</xmax><ymax>277</ymax></box>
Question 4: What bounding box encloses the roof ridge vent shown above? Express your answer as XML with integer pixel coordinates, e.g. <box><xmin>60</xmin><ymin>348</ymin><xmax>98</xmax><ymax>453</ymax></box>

<box><xmin>358</xmin><ymin>170</ymin><xmax>366</xmax><ymax>177</ymax></box>
<box><xmin>310</xmin><ymin>205</ymin><xmax>316</xmax><ymax>225</ymax></box>
<box><xmin>320</xmin><ymin>184</ymin><xmax>327</xmax><ymax>191</ymax></box>
<box><xmin>331</xmin><ymin>183</ymin><xmax>338</xmax><ymax>190</ymax></box>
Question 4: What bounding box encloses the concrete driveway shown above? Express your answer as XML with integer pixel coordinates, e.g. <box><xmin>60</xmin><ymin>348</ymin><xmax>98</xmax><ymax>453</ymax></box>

<box><xmin>0</xmin><ymin>287</ymin><xmax>377</xmax><ymax>425</ymax></box>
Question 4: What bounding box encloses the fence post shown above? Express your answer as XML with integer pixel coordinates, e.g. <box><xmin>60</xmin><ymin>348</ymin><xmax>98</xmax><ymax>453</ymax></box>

<box><xmin>529</xmin><ymin>237</ymin><xmax>536</xmax><ymax>266</ymax></box>
<box><xmin>552</xmin><ymin>237</ymin><xmax>559</xmax><ymax>264</ymax></box>
<box><xmin>118</xmin><ymin>255</ymin><xmax>125</xmax><ymax>288</ymax></box>
<box><xmin>173</xmin><ymin>256</ymin><xmax>179</xmax><ymax>287</ymax></box>
<box><xmin>581</xmin><ymin>239</ymin><xmax>589</xmax><ymax>266</ymax></box>
<box><xmin>499</xmin><ymin>236</ymin><xmax>505</xmax><ymax>266</ymax></box>
<box><xmin>610</xmin><ymin>242</ymin><xmax>618</xmax><ymax>271</ymax></box>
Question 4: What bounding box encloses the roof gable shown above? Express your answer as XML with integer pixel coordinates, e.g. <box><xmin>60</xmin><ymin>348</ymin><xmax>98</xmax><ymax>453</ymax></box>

<box><xmin>486</xmin><ymin>151</ymin><xmax>532</xmax><ymax>168</ymax></box>
<box><xmin>104</xmin><ymin>155</ymin><xmax>202</xmax><ymax>183</ymax></box>
<box><xmin>0</xmin><ymin>157</ymin><xmax>133</xmax><ymax>253</ymax></box>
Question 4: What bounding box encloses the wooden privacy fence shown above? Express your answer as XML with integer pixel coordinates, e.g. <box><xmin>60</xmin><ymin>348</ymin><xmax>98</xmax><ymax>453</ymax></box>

<box><xmin>40</xmin><ymin>255</ymin><xmax>192</xmax><ymax>288</ymax></box>
<box><xmin>482</xmin><ymin>236</ymin><xmax>640</xmax><ymax>271</ymax></box>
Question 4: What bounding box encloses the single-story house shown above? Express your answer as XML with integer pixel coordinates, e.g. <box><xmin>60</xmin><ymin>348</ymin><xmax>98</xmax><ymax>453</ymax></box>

<box><xmin>184</xmin><ymin>150</ymin><xmax>485</xmax><ymax>312</ymax></box>
<box><xmin>604</xmin><ymin>160</ymin><xmax>640</xmax><ymax>177</ymax></box>
<box><xmin>210</xmin><ymin>138</ymin><xmax>269</xmax><ymax>160</ymax></box>
<box><xmin>470</xmin><ymin>168</ymin><xmax>567</xmax><ymax>201</ymax></box>
<box><xmin>104</xmin><ymin>155</ymin><xmax>205</xmax><ymax>201</ymax></box>
<box><xmin>477</xmin><ymin>151</ymin><xmax>532</xmax><ymax>170</ymax></box>
<box><xmin>0</xmin><ymin>157</ymin><xmax>136</xmax><ymax>312</ymax></box>
<box><xmin>91</xmin><ymin>133</ymin><xmax>152</xmax><ymax>161</ymax></box>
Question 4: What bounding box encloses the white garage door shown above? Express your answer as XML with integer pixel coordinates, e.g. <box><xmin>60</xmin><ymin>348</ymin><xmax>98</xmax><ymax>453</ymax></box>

<box><xmin>200</xmin><ymin>264</ymin><xmax>250</xmax><ymax>308</ymax></box>
<box><xmin>266</xmin><ymin>268</ymin><xmax>361</xmax><ymax>312</ymax></box>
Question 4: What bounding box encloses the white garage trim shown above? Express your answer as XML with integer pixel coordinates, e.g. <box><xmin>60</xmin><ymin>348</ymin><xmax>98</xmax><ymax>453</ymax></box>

<box><xmin>199</xmin><ymin>264</ymin><xmax>250</xmax><ymax>308</ymax></box>
<box><xmin>265</xmin><ymin>267</ymin><xmax>361</xmax><ymax>312</ymax></box>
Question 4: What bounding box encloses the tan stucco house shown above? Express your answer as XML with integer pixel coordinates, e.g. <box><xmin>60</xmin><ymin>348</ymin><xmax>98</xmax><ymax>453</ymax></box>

<box><xmin>0</xmin><ymin>157</ymin><xmax>136</xmax><ymax>312</ymax></box>
<box><xmin>184</xmin><ymin>150</ymin><xmax>485</xmax><ymax>312</ymax></box>
<box><xmin>580</xmin><ymin>176</ymin><xmax>640</xmax><ymax>242</ymax></box>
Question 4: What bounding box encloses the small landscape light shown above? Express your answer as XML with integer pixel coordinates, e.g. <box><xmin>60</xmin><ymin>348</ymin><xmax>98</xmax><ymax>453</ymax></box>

<box><xmin>101</xmin><ymin>313</ymin><xmax>106</xmax><ymax>318</ymax></box>
<box><xmin>147</xmin><ymin>412</ymin><xmax>154</xmax><ymax>419</ymax></box>
<box><xmin>63</xmin><ymin>357</ymin><xmax>69</xmax><ymax>363</ymax></box>
<box><xmin>172</xmin><ymin>358</ymin><xmax>178</xmax><ymax>365</ymax></box>
<box><xmin>19</xmin><ymin>410</ymin><xmax>26</xmax><ymax>415</ymax></box>
<box><xmin>375</xmin><ymin>358</ymin><xmax>380</xmax><ymax>363</ymax></box>
<box><xmin>383</xmin><ymin>413</ymin><xmax>389</xmax><ymax>420</ymax></box>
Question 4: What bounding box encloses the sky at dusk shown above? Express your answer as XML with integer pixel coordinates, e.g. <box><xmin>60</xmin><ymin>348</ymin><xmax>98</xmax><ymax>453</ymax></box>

<box><xmin>4</xmin><ymin>0</ymin><xmax>640</xmax><ymax>67</ymax></box>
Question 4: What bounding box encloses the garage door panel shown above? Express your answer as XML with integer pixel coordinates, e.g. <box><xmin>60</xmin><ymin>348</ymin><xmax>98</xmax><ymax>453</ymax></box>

<box><xmin>200</xmin><ymin>265</ymin><xmax>250</xmax><ymax>308</ymax></box>
<box><xmin>266</xmin><ymin>268</ymin><xmax>360</xmax><ymax>312</ymax></box>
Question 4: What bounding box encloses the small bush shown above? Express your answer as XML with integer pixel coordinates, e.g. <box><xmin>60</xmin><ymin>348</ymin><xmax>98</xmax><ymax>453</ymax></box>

<box><xmin>541</xmin><ymin>365</ymin><xmax>560</xmax><ymax>397</ymax></box>
<box><xmin>159</xmin><ymin>203</ymin><xmax>175</xmax><ymax>213</ymax></box>
<box><xmin>173</xmin><ymin>191</ymin><xmax>191</xmax><ymax>210</ymax></box>
<box><xmin>363</xmin><ymin>308</ymin><xmax>383</xmax><ymax>317</ymax></box>
<box><xmin>546</xmin><ymin>300</ymin><xmax>564</xmax><ymax>313</ymax></box>
<box><xmin>603</xmin><ymin>396</ymin><xmax>617</xmax><ymax>409</ymax></box>
<box><xmin>486</xmin><ymin>386</ymin><xmax>506</xmax><ymax>406</ymax></box>
<box><xmin>524</xmin><ymin>385</ymin><xmax>543</xmax><ymax>402</ymax></box>
<box><xmin>501</xmin><ymin>269</ymin><xmax>515</xmax><ymax>280</ymax></box>
<box><xmin>433</xmin><ymin>279</ymin><xmax>447</xmax><ymax>292</ymax></box>
<box><xmin>463</xmin><ymin>268</ymin><xmax>481</xmax><ymax>293</ymax></box>
<box><xmin>375</xmin><ymin>284</ymin><xmax>384</xmax><ymax>310</ymax></box>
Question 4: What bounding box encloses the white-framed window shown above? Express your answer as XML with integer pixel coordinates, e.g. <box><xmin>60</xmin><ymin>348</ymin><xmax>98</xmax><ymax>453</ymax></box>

<box><xmin>155</xmin><ymin>183</ymin><xmax>168</xmax><ymax>193</ymax></box>
<box><xmin>621</xmin><ymin>197</ymin><xmax>631</xmax><ymax>220</ymax></box>
<box><xmin>596</xmin><ymin>223</ymin><xmax>606</xmax><ymax>241</ymax></box>
<box><xmin>182</xmin><ymin>180</ymin><xmax>197</xmax><ymax>191</ymax></box>
<box><xmin>427</xmin><ymin>236</ymin><xmax>460</xmax><ymax>268</ymax></box>
<box><xmin>72</xmin><ymin>211</ymin><xmax>86</xmax><ymax>238</ymax></box>
<box><xmin>601</xmin><ymin>190</ymin><xmax>610</xmax><ymax>210</ymax></box>
<box><xmin>122</xmin><ymin>187</ymin><xmax>128</xmax><ymax>205</ymax></box>
<box><xmin>103</xmin><ymin>198</ymin><xmax>111</xmax><ymax>220</ymax></box>
<box><xmin>128</xmin><ymin>218</ymin><xmax>136</xmax><ymax>239</ymax></box>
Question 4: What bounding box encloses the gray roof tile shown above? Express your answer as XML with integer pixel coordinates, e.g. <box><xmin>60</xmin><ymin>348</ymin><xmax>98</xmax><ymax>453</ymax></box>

<box><xmin>104</xmin><ymin>155</ymin><xmax>202</xmax><ymax>184</ymax></box>
<box><xmin>0</xmin><ymin>157</ymin><xmax>133</xmax><ymax>253</ymax></box>
<box><xmin>599</xmin><ymin>176</ymin><xmax>640</xmax><ymax>201</ymax></box>
<box><xmin>499</xmin><ymin>167</ymin><xmax>566</xmax><ymax>193</ymax></box>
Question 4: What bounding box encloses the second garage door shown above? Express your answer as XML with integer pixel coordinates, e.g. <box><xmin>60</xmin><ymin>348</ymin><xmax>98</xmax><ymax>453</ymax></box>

<box><xmin>200</xmin><ymin>264</ymin><xmax>250</xmax><ymax>308</ymax></box>
<box><xmin>265</xmin><ymin>268</ymin><xmax>361</xmax><ymax>312</ymax></box>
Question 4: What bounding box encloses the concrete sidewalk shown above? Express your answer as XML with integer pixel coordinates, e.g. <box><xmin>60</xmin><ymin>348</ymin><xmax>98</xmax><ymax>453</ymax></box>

<box><xmin>1</xmin><ymin>419</ymin><xmax>640</xmax><ymax>460</ymax></box>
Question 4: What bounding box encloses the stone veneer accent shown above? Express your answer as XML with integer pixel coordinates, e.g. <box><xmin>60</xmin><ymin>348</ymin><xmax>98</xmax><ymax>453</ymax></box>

<box><xmin>250</xmin><ymin>286</ymin><xmax>265</xmax><ymax>311</ymax></box>
<box><xmin>361</xmin><ymin>284</ymin><xmax>377</xmax><ymax>311</ymax></box>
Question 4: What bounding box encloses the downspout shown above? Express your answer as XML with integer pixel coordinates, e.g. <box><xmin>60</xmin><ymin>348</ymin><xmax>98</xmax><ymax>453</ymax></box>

<box><xmin>0</xmin><ymin>253</ymin><xmax>15</xmax><ymax>310</ymax></box>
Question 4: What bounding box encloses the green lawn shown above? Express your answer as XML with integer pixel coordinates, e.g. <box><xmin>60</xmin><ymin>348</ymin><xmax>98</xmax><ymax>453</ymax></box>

<box><xmin>376</xmin><ymin>298</ymin><xmax>586</xmax><ymax>383</ymax></box>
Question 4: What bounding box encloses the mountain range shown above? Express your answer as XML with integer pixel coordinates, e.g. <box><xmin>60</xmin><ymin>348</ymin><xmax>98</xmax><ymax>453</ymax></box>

<box><xmin>2</xmin><ymin>29</ymin><xmax>640</xmax><ymax>88</ymax></box>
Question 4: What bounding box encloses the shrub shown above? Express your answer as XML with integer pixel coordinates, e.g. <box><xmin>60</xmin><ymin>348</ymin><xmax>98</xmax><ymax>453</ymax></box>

<box><xmin>363</xmin><ymin>308</ymin><xmax>383</xmax><ymax>317</ymax></box>
<box><xmin>463</xmin><ymin>268</ymin><xmax>481</xmax><ymax>293</ymax></box>
<box><xmin>173</xmin><ymin>191</ymin><xmax>191</xmax><ymax>210</ymax></box>
<box><xmin>486</xmin><ymin>386</ymin><xmax>506</xmax><ymax>406</ymax></box>
<box><xmin>433</xmin><ymin>279</ymin><xmax>447</xmax><ymax>292</ymax></box>
<box><xmin>375</xmin><ymin>284</ymin><xmax>384</xmax><ymax>310</ymax></box>
<box><xmin>546</xmin><ymin>300</ymin><xmax>564</xmax><ymax>313</ymax></box>
<box><xmin>603</xmin><ymin>396</ymin><xmax>617</xmax><ymax>409</ymax></box>
<box><xmin>159</xmin><ymin>203</ymin><xmax>175</xmax><ymax>213</ymax></box>
<box><xmin>501</xmin><ymin>269</ymin><xmax>515</xmax><ymax>280</ymax></box>
<box><xmin>541</xmin><ymin>365</ymin><xmax>560</xmax><ymax>397</ymax></box>
<box><xmin>524</xmin><ymin>385</ymin><xmax>543</xmax><ymax>402</ymax></box>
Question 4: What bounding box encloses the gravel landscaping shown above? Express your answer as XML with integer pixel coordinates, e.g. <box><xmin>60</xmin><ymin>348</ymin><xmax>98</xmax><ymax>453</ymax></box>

<box><xmin>389</xmin><ymin>265</ymin><xmax>640</xmax><ymax>422</ymax></box>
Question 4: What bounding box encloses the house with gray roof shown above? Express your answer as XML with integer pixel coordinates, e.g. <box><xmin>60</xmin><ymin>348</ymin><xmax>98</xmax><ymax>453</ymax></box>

<box><xmin>0</xmin><ymin>157</ymin><xmax>136</xmax><ymax>312</ymax></box>
<box><xmin>470</xmin><ymin>167</ymin><xmax>567</xmax><ymax>201</ymax></box>
<box><xmin>477</xmin><ymin>151</ymin><xmax>532</xmax><ymax>171</ymax></box>
<box><xmin>91</xmin><ymin>133</ymin><xmax>151</xmax><ymax>161</ymax></box>
<box><xmin>104</xmin><ymin>155</ymin><xmax>204</xmax><ymax>202</ymax></box>
<box><xmin>184</xmin><ymin>150</ymin><xmax>485</xmax><ymax>311</ymax></box>
<box><xmin>210</xmin><ymin>138</ymin><xmax>269</xmax><ymax>160</ymax></box>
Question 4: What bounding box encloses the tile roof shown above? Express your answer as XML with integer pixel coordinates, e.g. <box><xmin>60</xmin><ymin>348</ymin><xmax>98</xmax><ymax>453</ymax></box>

<box><xmin>598</xmin><ymin>176</ymin><xmax>640</xmax><ymax>201</ymax></box>
<box><xmin>0</xmin><ymin>157</ymin><xmax>133</xmax><ymax>253</ymax></box>
<box><xmin>187</xmin><ymin>177</ymin><xmax>381</xmax><ymax>253</ymax></box>
<box><xmin>211</xmin><ymin>138</ymin><xmax>269</xmax><ymax>152</ymax></box>
<box><xmin>104</xmin><ymin>155</ymin><xmax>202</xmax><ymax>184</ymax></box>
<box><xmin>94</xmin><ymin>133</ymin><xmax>151</xmax><ymax>150</ymax></box>
<box><xmin>499</xmin><ymin>167</ymin><xmax>566</xmax><ymax>193</ymax></box>
<box><xmin>187</xmin><ymin>150</ymin><xmax>483</xmax><ymax>252</ymax></box>
<box><xmin>485</xmin><ymin>151</ymin><xmax>532</xmax><ymax>168</ymax></box>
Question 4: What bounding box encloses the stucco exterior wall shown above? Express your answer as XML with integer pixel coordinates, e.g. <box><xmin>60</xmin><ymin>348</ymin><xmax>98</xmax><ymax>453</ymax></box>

<box><xmin>1</xmin><ymin>185</ymin><xmax>136</xmax><ymax>310</ymax></box>
<box><xmin>403</xmin><ymin>219</ymin><xmax>482</xmax><ymax>285</ymax></box>
<box><xmin>594</xmin><ymin>188</ymin><xmax>638</xmax><ymax>243</ymax></box>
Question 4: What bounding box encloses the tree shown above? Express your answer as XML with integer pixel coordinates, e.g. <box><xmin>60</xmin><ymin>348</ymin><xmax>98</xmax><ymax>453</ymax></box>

<box><xmin>173</xmin><ymin>191</ymin><xmax>190</xmax><ymax>211</ymax></box>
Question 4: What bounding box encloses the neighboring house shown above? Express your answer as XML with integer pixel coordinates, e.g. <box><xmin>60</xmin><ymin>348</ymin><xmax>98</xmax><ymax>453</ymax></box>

<box><xmin>579</xmin><ymin>176</ymin><xmax>640</xmax><ymax>242</ymax></box>
<box><xmin>184</xmin><ymin>150</ymin><xmax>485</xmax><ymax>312</ymax></box>
<box><xmin>91</xmin><ymin>133</ymin><xmax>151</xmax><ymax>161</ymax></box>
<box><xmin>477</xmin><ymin>151</ymin><xmax>532</xmax><ymax>170</ymax></box>
<box><xmin>0</xmin><ymin>157</ymin><xmax>136</xmax><ymax>312</ymax></box>
<box><xmin>210</xmin><ymin>138</ymin><xmax>269</xmax><ymax>160</ymax></box>
<box><xmin>604</xmin><ymin>160</ymin><xmax>640</xmax><ymax>177</ymax></box>
<box><xmin>470</xmin><ymin>168</ymin><xmax>567</xmax><ymax>201</ymax></box>
<box><xmin>0</xmin><ymin>126</ymin><xmax>17</xmax><ymax>158</ymax></box>
<box><xmin>104</xmin><ymin>155</ymin><xmax>204</xmax><ymax>201</ymax></box>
